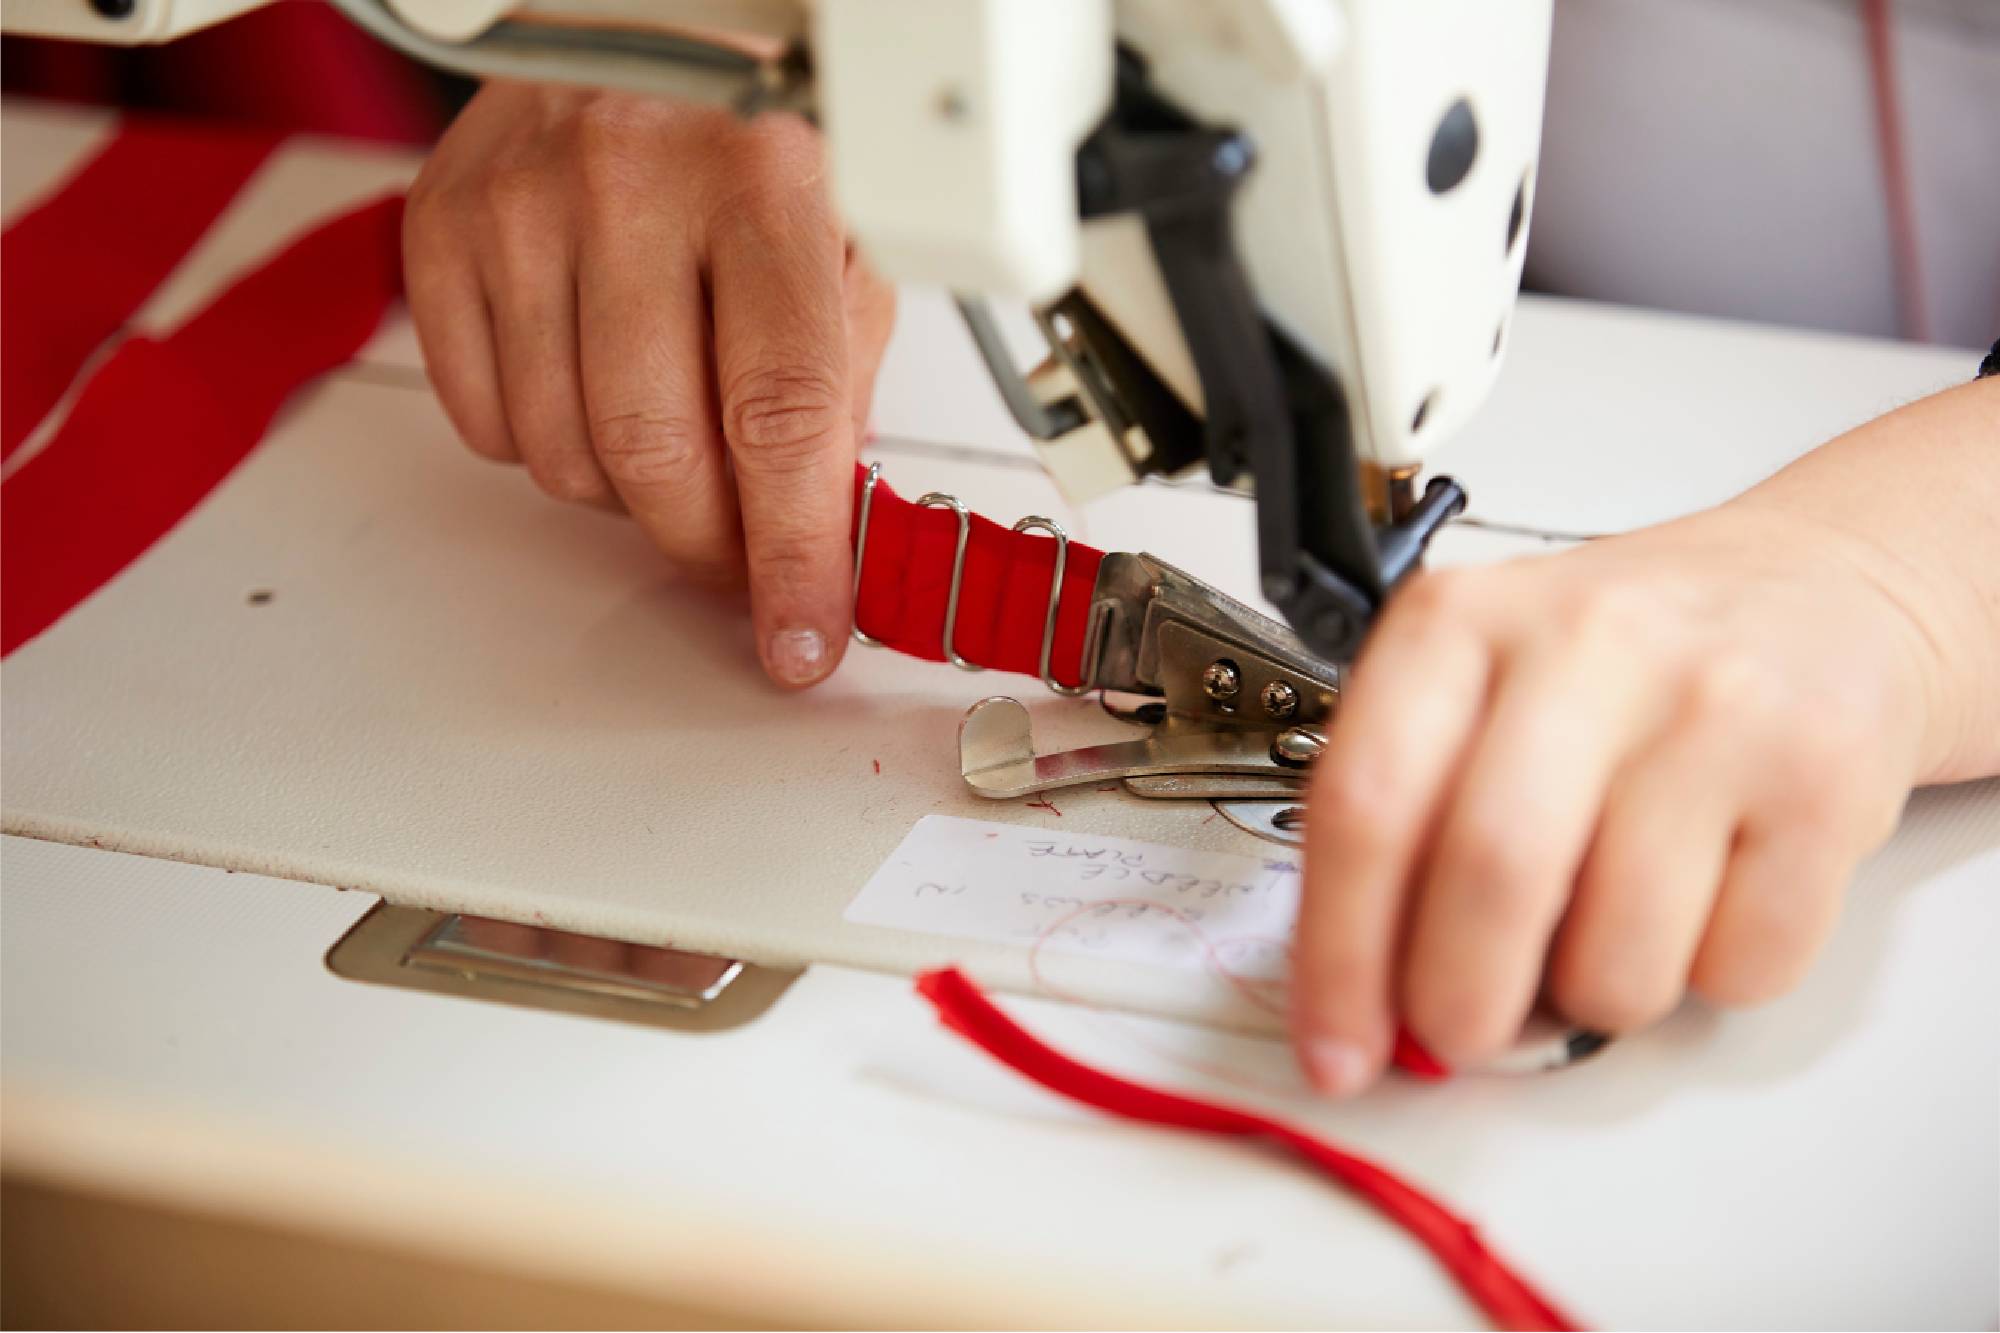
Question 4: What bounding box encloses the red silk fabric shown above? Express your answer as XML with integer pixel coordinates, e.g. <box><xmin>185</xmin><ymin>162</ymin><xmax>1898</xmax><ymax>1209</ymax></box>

<box><xmin>916</xmin><ymin>967</ymin><xmax>1581</xmax><ymax>1332</ymax></box>
<box><xmin>2</xmin><ymin>118</ymin><xmax>282</xmax><ymax>462</ymax></box>
<box><xmin>1</xmin><ymin>194</ymin><xmax>405</xmax><ymax>657</ymax></box>
<box><xmin>850</xmin><ymin>465</ymin><xmax>1104</xmax><ymax>687</ymax></box>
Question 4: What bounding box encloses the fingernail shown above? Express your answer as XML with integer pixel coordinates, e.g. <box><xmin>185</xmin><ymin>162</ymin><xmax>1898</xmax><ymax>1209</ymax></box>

<box><xmin>767</xmin><ymin>627</ymin><xmax>829</xmax><ymax>686</ymax></box>
<box><xmin>1302</xmin><ymin>1037</ymin><xmax>1373</xmax><ymax>1099</ymax></box>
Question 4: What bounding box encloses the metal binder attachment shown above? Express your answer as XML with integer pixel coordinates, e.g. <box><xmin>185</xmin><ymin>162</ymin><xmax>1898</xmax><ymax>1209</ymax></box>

<box><xmin>962</xmin><ymin>550</ymin><xmax>1343</xmax><ymax>846</ymax></box>
<box><xmin>852</xmin><ymin>463</ymin><xmax>1340</xmax><ymax>845</ymax></box>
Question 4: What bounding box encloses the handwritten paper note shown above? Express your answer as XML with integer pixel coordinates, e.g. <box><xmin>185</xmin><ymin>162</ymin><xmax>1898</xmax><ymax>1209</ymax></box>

<box><xmin>846</xmin><ymin>815</ymin><xmax>1300</xmax><ymax>978</ymax></box>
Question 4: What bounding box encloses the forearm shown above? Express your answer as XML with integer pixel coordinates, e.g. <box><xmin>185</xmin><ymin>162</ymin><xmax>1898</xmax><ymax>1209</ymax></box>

<box><xmin>1731</xmin><ymin>378</ymin><xmax>2000</xmax><ymax>784</ymax></box>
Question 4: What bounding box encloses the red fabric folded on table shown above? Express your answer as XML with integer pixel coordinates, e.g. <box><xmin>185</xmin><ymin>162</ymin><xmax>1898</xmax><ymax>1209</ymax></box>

<box><xmin>1</xmin><ymin>195</ymin><xmax>406</xmax><ymax>657</ymax></box>
<box><xmin>2</xmin><ymin>119</ymin><xmax>282</xmax><ymax>462</ymax></box>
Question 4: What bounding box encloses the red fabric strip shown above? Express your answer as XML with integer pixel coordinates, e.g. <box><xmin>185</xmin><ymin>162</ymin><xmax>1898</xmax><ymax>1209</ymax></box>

<box><xmin>916</xmin><ymin>967</ymin><xmax>1581</xmax><ymax>1332</ymax></box>
<box><xmin>1</xmin><ymin>195</ymin><xmax>406</xmax><ymax>658</ymax></box>
<box><xmin>850</xmin><ymin>465</ymin><xmax>1105</xmax><ymax>686</ymax></box>
<box><xmin>1</xmin><ymin>118</ymin><xmax>283</xmax><ymax>462</ymax></box>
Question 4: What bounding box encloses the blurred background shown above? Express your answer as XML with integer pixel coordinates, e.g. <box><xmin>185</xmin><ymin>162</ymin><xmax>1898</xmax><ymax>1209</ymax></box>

<box><xmin>5</xmin><ymin>0</ymin><xmax>1996</xmax><ymax>347</ymax></box>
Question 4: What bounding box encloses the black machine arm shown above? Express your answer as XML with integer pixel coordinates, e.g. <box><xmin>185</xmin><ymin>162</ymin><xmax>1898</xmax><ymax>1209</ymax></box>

<box><xmin>1067</xmin><ymin>56</ymin><xmax>1466</xmax><ymax>664</ymax></box>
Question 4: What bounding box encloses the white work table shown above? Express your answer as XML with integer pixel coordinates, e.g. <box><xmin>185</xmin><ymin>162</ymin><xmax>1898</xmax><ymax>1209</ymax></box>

<box><xmin>3</xmin><ymin>101</ymin><xmax>1996</xmax><ymax>1329</ymax></box>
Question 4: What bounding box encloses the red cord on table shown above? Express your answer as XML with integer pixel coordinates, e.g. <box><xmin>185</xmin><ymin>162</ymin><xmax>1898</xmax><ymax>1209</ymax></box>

<box><xmin>916</xmin><ymin>966</ymin><xmax>1581</xmax><ymax>1332</ymax></box>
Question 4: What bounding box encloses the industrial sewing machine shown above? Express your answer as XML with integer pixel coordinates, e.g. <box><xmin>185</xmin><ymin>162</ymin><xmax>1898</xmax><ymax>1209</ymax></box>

<box><xmin>5</xmin><ymin>0</ymin><xmax>1551</xmax><ymax>844</ymax></box>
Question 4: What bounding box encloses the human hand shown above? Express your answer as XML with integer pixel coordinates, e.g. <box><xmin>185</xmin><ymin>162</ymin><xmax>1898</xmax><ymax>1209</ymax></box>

<box><xmin>1290</xmin><ymin>493</ymin><xmax>1953</xmax><ymax>1095</ymax></box>
<box><xmin>403</xmin><ymin>81</ymin><xmax>896</xmax><ymax>687</ymax></box>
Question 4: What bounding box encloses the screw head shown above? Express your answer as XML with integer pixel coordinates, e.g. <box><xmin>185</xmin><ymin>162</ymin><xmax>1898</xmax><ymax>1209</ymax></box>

<box><xmin>1212</xmin><ymin>136</ymin><xmax>1253</xmax><ymax>178</ymax></box>
<box><xmin>1260</xmin><ymin>679</ymin><xmax>1299</xmax><ymax>719</ymax></box>
<box><xmin>1270</xmin><ymin>726</ymin><xmax>1326</xmax><ymax>769</ymax></box>
<box><xmin>1201</xmin><ymin>659</ymin><xmax>1241</xmax><ymax>702</ymax></box>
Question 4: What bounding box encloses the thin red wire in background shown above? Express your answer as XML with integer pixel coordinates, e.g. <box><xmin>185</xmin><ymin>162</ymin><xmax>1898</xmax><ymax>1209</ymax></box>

<box><xmin>1861</xmin><ymin>0</ymin><xmax>1932</xmax><ymax>343</ymax></box>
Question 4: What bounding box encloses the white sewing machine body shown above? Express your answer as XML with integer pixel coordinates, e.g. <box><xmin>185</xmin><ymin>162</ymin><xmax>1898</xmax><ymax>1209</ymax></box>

<box><xmin>1</xmin><ymin>0</ymin><xmax>1551</xmax><ymax>671</ymax></box>
<box><xmin>0</xmin><ymin>0</ymin><xmax>1545</xmax><ymax>469</ymax></box>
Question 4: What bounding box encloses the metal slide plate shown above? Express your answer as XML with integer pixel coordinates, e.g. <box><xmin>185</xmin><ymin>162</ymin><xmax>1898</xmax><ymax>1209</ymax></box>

<box><xmin>327</xmin><ymin>904</ymin><xmax>800</xmax><ymax>1034</ymax></box>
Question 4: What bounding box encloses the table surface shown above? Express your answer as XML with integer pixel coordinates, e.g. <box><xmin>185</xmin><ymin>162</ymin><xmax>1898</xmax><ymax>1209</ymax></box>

<box><xmin>3</xmin><ymin>100</ymin><xmax>1996</xmax><ymax>1329</ymax></box>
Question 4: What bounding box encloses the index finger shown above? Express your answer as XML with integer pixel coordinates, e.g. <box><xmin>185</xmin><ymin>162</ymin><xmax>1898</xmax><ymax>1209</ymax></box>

<box><xmin>1294</xmin><ymin>578</ymin><xmax>1495</xmax><ymax>1096</ymax></box>
<box><xmin>708</xmin><ymin>159</ymin><xmax>856</xmax><ymax>689</ymax></box>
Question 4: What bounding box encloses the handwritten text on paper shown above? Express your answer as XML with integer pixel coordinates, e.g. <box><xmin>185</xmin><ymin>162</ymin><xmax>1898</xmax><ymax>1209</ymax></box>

<box><xmin>845</xmin><ymin>815</ymin><xmax>1300</xmax><ymax>977</ymax></box>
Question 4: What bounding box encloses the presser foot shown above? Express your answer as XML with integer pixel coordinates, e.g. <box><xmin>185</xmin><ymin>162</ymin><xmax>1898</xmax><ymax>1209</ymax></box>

<box><xmin>955</xmin><ymin>551</ymin><xmax>1343</xmax><ymax>847</ymax></box>
<box><xmin>958</xmin><ymin>696</ymin><xmax>1315</xmax><ymax>846</ymax></box>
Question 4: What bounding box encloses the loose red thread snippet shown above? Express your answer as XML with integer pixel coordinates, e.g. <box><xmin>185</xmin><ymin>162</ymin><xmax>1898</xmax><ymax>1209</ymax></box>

<box><xmin>1</xmin><ymin>194</ymin><xmax>407</xmax><ymax>657</ymax></box>
<box><xmin>2</xmin><ymin>118</ymin><xmax>283</xmax><ymax>462</ymax></box>
<box><xmin>850</xmin><ymin>464</ymin><xmax>1104</xmax><ymax>686</ymax></box>
<box><xmin>915</xmin><ymin>966</ymin><xmax>1582</xmax><ymax>1332</ymax></box>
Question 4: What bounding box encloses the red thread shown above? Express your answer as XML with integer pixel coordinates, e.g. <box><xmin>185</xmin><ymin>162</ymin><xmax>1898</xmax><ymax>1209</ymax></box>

<box><xmin>1024</xmin><ymin>797</ymin><xmax>1062</xmax><ymax>817</ymax></box>
<box><xmin>2</xmin><ymin>118</ymin><xmax>282</xmax><ymax>462</ymax></box>
<box><xmin>2</xmin><ymin>195</ymin><xmax>406</xmax><ymax>657</ymax></box>
<box><xmin>916</xmin><ymin>966</ymin><xmax>1582</xmax><ymax>1332</ymax></box>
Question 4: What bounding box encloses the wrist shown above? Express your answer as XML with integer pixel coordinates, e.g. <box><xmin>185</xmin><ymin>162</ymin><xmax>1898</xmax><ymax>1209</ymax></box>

<box><xmin>1721</xmin><ymin>488</ymin><xmax>1965</xmax><ymax>787</ymax></box>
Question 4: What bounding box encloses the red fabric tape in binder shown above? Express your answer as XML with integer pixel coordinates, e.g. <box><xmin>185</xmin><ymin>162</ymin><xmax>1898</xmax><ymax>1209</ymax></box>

<box><xmin>848</xmin><ymin>464</ymin><xmax>1104</xmax><ymax>686</ymax></box>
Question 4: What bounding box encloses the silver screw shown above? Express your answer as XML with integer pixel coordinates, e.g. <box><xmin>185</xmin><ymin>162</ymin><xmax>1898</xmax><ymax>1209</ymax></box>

<box><xmin>1201</xmin><ymin>659</ymin><xmax>1241</xmax><ymax>702</ymax></box>
<box><xmin>1261</xmin><ymin>679</ymin><xmax>1299</xmax><ymax>719</ymax></box>
<box><xmin>1270</xmin><ymin>726</ymin><xmax>1326</xmax><ymax>768</ymax></box>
